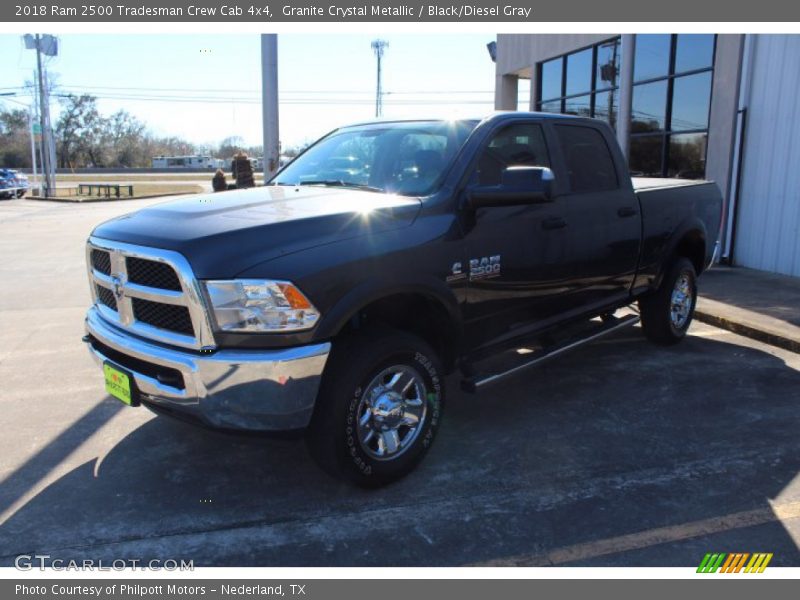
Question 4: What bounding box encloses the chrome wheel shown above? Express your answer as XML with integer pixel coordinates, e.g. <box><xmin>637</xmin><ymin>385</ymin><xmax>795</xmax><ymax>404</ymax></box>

<box><xmin>670</xmin><ymin>272</ymin><xmax>693</xmax><ymax>329</ymax></box>
<box><xmin>356</xmin><ymin>364</ymin><xmax>428</xmax><ymax>461</ymax></box>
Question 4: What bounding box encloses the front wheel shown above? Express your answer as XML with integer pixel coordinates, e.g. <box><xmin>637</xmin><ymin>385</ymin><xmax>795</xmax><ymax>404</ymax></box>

<box><xmin>639</xmin><ymin>257</ymin><xmax>697</xmax><ymax>345</ymax></box>
<box><xmin>306</xmin><ymin>328</ymin><xmax>444</xmax><ymax>487</ymax></box>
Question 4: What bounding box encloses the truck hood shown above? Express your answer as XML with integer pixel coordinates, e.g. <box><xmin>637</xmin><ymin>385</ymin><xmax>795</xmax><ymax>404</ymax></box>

<box><xmin>91</xmin><ymin>185</ymin><xmax>421</xmax><ymax>278</ymax></box>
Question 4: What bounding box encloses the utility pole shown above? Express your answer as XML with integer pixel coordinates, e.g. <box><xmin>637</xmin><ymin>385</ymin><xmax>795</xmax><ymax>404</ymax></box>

<box><xmin>35</xmin><ymin>35</ymin><xmax>53</xmax><ymax>197</ymax></box>
<box><xmin>371</xmin><ymin>39</ymin><xmax>388</xmax><ymax>118</ymax></box>
<box><xmin>32</xmin><ymin>77</ymin><xmax>44</xmax><ymax>194</ymax></box>
<box><xmin>25</xmin><ymin>34</ymin><xmax>57</xmax><ymax>197</ymax></box>
<box><xmin>261</xmin><ymin>34</ymin><xmax>280</xmax><ymax>182</ymax></box>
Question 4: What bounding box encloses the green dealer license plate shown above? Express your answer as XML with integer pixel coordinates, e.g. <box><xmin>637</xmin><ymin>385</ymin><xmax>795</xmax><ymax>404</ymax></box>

<box><xmin>103</xmin><ymin>363</ymin><xmax>138</xmax><ymax>406</ymax></box>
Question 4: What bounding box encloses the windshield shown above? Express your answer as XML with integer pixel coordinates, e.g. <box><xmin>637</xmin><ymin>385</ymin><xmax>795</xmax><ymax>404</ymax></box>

<box><xmin>271</xmin><ymin>120</ymin><xmax>477</xmax><ymax>196</ymax></box>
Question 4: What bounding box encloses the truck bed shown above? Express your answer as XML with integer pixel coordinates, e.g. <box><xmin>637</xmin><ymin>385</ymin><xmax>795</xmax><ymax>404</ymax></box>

<box><xmin>633</xmin><ymin>177</ymin><xmax>723</xmax><ymax>280</ymax></box>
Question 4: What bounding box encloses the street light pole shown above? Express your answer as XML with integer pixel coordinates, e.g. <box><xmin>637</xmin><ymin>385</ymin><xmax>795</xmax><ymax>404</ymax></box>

<box><xmin>371</xmin><ymin>40</ymin><xmax>388</xmax><ymax>118</ymax></box>
<box><xmin>261</xmin><ymin>34</ymin><xmax>280</xmax><ymax>182</ymax></box>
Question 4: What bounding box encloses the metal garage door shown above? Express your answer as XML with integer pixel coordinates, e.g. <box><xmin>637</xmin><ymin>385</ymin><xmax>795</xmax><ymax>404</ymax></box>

<box><xmin>734</xmin><ymin>35</ymin><xmax>800</xmax><ymax>276</ymax></box>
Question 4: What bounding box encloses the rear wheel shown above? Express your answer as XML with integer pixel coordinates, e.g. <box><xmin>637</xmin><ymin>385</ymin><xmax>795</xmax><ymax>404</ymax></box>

<box><xmin>639</xmin><ymin>257</ymin><xmax>697</xmax><ymax>345</ymax></box>
<box><xmin>306</xmin><ymin>327</ymin><xmax>444</xmax><ymax>487</ymax></box>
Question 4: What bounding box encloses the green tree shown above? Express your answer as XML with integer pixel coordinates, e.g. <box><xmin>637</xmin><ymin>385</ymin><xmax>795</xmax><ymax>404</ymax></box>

<box><xmin>104</xmin><ymin>110</ymin><xmax>147</xmax><ymax>167</ymax></box>
<box><xmin>55</xmin><ymin>94</ymin><xmax>104</xmax><ymax>167</ymax></box>
<box><xmin>0</xmin><ymin>108</ymin><xmax>31</xmax><ymax>168</ymax></box>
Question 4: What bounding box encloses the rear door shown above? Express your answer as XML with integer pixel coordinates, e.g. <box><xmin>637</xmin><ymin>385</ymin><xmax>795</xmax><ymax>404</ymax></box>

<box><xmin>550</xmin><ymin>122</ymin><xmax>641</xmax><ymax>309</ymax></box>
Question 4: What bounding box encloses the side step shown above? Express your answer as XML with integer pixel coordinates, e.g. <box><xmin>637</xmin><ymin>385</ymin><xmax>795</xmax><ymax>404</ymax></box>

<box><xmin>460</xmin><ymin>314</ymin><xmax>640</xmax><ymax>393</ymax></box>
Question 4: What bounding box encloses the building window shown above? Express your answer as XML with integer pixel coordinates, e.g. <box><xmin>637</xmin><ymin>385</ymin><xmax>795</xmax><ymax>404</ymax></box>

<box><xmin>537</xmin><ymin>37</ymin><xmax>621</xmax><ymax>130</ymax></box>
<box><xmin>629</xmin><ymin>34</ymin><xmax>715</xmax><ymax>179</ymax></box>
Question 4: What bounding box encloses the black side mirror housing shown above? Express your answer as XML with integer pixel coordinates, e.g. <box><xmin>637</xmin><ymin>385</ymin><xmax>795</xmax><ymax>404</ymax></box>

<box><xmin>467</xmin><ymin>166</ymin><xmax>555</xmax><ymax>209</ymax></box>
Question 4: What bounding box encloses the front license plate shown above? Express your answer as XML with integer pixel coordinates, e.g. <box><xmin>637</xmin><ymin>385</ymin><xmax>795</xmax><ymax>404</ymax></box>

<box><xmin>103</xmin><ymin>363</ymin><xmax>138</xmax><ymax>406</ymax></box>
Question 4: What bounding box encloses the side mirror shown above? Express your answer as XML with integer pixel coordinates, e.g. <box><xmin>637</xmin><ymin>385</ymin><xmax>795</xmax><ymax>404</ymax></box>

<box><xmin>467</xmin><ymin>166</ymin><xmax>555</xmax><ymax>209</ymax></box>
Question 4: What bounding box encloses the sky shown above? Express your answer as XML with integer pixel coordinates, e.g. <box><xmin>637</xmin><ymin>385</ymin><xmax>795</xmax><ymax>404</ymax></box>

<box><xmin>0</xmin><ymin>34</ymin><xmax>525</xmax><ymax>151</ymax></box>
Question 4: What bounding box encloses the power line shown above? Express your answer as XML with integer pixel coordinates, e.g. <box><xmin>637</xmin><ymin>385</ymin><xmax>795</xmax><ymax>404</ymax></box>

<box><xmin>54</xmin><ymin>84</ymin><xmax>499</xmax><ymax>95</ymax></box>
<box><xmin>51</xmin><ymin>92</ymin><xmax>497</xmax><ymax>106</ymax></box>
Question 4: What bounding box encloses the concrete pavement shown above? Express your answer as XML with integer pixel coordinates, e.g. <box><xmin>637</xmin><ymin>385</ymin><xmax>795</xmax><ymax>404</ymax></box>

<box><xmin>697</xmin><ymin>265</ymin><xmax>800</xmax><ymax>353</ymax></box>
<box><xmin>0</xmin><ymin>197</ymin><xmax>799</xmax><ymax>567</ymax></box>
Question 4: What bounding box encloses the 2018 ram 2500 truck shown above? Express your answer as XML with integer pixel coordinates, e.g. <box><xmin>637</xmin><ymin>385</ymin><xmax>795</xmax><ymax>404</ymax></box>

<box><xmin>84</xmin><ymin>113</ymin><xmax>723</xmax><ymax>486</ymax></box>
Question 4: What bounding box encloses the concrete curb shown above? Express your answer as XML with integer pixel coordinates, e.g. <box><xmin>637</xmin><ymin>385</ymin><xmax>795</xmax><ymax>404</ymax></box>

<box><xmin>695</xmin><ymin>297</ymin><xmax>800</xmax><ymax>354</ymax></box>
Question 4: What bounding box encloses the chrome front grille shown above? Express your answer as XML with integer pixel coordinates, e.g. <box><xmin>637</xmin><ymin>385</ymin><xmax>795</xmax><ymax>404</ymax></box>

<box><xmin>96</xmin><ymin>284</ymin><xmax>118</xmax><ymax>311</ymax></box>
<box><xmin>91</xmin><ymin>249</ymin><xmax>112</xmax><ymax>275</ymax></box>
<box><xmin>126</xmin><ymin>256</ymin><xmax>182</xmax><ymax>291</ymax></box>
<box><xmin>86</xmin><ymin>236</ymin><xmax>216</xmax><ymax>350</ymax></box>
<box><xmin>132</xmin><ymin>297</ymin><xmax>194</xmax><ymax>336</ymax></box>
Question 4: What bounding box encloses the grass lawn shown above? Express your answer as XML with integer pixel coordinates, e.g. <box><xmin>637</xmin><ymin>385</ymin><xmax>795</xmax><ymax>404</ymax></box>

<box><xmin>53</xmin><ymin>172</ymin><xmax>265</xmax><ymax>183</ymax></box>
<box><xmin>30</xmin><ymin>182</ymin><xmax>205</xmax><ymax>201</ymax></box>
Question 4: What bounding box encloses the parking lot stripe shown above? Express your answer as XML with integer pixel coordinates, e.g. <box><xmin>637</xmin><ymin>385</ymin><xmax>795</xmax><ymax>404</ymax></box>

<box><xmin>477</xmin><ymin>500</ymin><xmax>800</xmax><ymax>566</ymax></box>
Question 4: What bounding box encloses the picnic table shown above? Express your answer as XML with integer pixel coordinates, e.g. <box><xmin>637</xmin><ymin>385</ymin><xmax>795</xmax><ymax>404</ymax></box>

<box><xmin>78</xmin><ymin>183</ymin><xmax>134</xmax><ymax>198</ymax></box>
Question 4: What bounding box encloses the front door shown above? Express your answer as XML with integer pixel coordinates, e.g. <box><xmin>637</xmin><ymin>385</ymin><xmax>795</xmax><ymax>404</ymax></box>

<box><xmin>461</xmin><ymin>120</ymin><xmax>570</xmax><ymax>350</ymax></box>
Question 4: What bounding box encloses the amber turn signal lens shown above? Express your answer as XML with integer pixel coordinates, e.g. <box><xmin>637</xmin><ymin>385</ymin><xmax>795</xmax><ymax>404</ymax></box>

<box><xmin>278</xmin><ymin>283</ymin><xmax>312</xmax><ymax>310</ymax></box>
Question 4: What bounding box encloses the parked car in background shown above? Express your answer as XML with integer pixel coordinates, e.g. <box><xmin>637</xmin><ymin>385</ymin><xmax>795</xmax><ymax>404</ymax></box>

<box><xmin>0</xmin><ymin>169</ymin><xmax>28</xmax><ymax>198</ymax></box>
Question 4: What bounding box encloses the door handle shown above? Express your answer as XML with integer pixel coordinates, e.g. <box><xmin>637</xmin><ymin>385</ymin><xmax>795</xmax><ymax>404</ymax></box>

<box><xmin>541</xmin><ymin>216</ymin><xmax>567</xmax><ymax>230</ymax></box>
<box><xmin>617</xmin><ymin>206</ymin><xmax>638</xmax><ymax>218</ymax></box>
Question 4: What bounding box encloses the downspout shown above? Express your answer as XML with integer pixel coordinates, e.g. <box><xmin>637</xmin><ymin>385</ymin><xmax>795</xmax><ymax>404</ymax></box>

<box><xmin>724</xmin><ymin>34</ymin><xmax>756</xmax><ymax>263</ymax></box>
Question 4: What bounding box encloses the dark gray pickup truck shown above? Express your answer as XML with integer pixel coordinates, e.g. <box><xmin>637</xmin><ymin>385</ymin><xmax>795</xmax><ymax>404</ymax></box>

<box><xmin>83</xmin><ymin>112</ymin><xmax>723</xmax><ymax>486</ymax></box>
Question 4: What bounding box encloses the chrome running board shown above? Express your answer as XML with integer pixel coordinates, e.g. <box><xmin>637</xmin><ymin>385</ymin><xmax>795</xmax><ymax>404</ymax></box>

<box><xmin>461</xmin><ymin>314</ymin><xmax>640</xmax><ymax>393</ymax></box>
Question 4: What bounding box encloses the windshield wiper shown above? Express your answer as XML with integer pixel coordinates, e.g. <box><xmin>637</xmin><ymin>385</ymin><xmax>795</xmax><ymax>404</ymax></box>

<box><xmin>295</xmin><ymin>180</ymin><xmax>385</xmax><ymax>193</ymax></box>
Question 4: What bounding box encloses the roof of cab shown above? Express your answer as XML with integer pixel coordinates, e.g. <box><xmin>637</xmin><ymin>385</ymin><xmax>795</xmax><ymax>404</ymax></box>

<box><xmin>339</xmin><ymin>111</ymin><xmax>585</xmax><ymax>129</ymax></box>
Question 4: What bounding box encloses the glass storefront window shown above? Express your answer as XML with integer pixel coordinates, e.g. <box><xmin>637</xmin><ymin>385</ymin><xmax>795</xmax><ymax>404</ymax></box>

<box><xmin>540</xmin><ymin>100</ymin><xmax>562</xmax><ymax>114</ymax></box>
<box><xmin>630</xmin><ymin>35</ymin><xmax>714</xmax><ymax>178</ymax></box>
<box><xmin>564</xmin><ymin>95</ymin><xmax>592</xmax><ymax>118</ymax></box>
<box><xmin>537</xmin><ymin>38</ymin><xmax>621</xmax><ymax>131</ymax></box>
<box><xmin>565</xmin><ymin>48</ymin><xmax>593</xmax><ymax>97</ymax></box>
<box><xmin>593</xmin><ymin>90</ymin><xmax>618</xmax><ymax>129</ymax></box>
<box><xmin>539</xmin><ymin>34</ymin><xmax>714</xmax><ymax>179</ymax></box>
<box><xmin>675</xmin><ymin>34</ymin><xmax>715</xmax><ymax>74</ymax></box>
<box><xmin>634</xmin><ymin>34</ymin><xmax>671</xmax><ymax>82</ymax></box>
<box><xmin>541</xmin><ymin>59</ymin><xmax>563</xmax><ymax>101</ymax></box>
<box><xmin>671</xmin><ymin>71</ymin><xmax>712</xmax><ymax>132</ymax></box>
<box><xmin>632</xmin><ymin>80</ymin><xmax>668</xmax><ymax>133</ymax></box>
<box><xmin>668</xmin><ymin>133</ymin><xmax>708</xmax><ymax>179</ymax></box>
<box><xmin>629</xmin><ymin>136</ymin><xmax>664</xmax><ymax>177</ymax></box>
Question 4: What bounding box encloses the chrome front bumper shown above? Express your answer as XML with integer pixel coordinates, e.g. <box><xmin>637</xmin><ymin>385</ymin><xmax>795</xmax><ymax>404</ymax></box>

<box><xmin>84</xmin><ymin>307</ymin><xmax>331</xmax><ymax>431</ymax></box>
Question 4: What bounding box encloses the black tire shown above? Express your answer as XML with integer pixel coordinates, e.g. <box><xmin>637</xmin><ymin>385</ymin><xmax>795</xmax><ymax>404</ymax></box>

<box><xmin>306</xmin><ymin>327</ymin><xmax>445</xmax><ymax>487</ymax></box>
<box><xmin>639</xmin><ymin>257</ymin><xmax>697</xmax><ymax>345</ymax></box>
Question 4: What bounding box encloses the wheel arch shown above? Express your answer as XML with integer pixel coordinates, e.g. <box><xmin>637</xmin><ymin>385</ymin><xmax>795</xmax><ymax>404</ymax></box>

<box><xmin>654</xmin><ymin>218</ymin><xmax>707</xmax><ymax>290</ymax></box>
<box><xmin>315</xmin><ymin>278</ymin><xmax>463</xmax><ymax>372</ymax></box>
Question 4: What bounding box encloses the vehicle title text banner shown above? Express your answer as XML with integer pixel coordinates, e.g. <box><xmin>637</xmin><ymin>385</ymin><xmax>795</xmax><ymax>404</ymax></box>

<box><xmin>4</xmin><ymin>579</ymin><xmax>798</xmax><ymax>600</ymax></box>
<box><xmin>4</xmin><ymin>0</ymin><xmax>800</xmax><ymax>22</ymax></box>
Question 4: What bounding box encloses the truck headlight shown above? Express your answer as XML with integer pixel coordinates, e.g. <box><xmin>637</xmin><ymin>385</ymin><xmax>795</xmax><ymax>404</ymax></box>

<box><xmin>204</xmin><ymin>280</ymin><xmax>320</xmax><ymax>332</ymax></box>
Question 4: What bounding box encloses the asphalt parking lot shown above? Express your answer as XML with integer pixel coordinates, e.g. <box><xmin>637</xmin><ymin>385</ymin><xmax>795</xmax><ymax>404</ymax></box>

<box><xmin>1</xmin><ymin>196</ymin><xmax>799</xmax><ymax>567</ymax></box>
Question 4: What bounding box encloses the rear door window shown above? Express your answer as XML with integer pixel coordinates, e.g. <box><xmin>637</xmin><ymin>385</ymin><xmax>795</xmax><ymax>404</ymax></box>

<box><xmin>554</xmin><ymin>125</ymin><xmax>618</xmax><ymax>193</ymax></box>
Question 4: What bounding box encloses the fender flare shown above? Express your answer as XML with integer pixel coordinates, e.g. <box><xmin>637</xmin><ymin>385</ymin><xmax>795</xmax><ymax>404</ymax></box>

<box><xmin>654</xmin><ymin>216</ymin><xmax>708</xmax><ymax>289</ymax></box>
<box><xmin>313</xmin><ymin>274</ymin><xmax>463</xmax><ymax>343</ymax></box>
